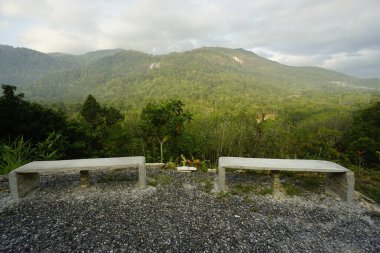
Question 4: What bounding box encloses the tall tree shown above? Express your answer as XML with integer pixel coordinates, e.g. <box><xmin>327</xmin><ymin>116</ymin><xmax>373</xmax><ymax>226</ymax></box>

<box><xmin>80</xmin><ymin>95</ymin><xmax>103</xmax><ymax>128</ymax></box>
<box><xmin>141</xmin><ymin>100</ymin><xmax>192</xmax><ymax>163</ymax></box>
<box><xmin>0</xmin><ymin>84</ymin><xmax>66</xmax><ymax>142</ymax></box>
<box><xmin>343</xmin><ymin>101</ymin><xmax>380</xmax><ymax>167</ymax></box>
<box><xmin>80</xmin><ymin>95</ymin><xmax>124</xmax><ymax>129</ymax></box>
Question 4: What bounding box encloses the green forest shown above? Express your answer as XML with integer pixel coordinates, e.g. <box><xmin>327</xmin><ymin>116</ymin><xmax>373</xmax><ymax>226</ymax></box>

<box><xmin>0</xmin><ymin>45</ymin><xmax>379</xmax><ymax>201</ymax></box>
<box><xmin>1</xmin><ymin>83</ymin><xmax>378</xmax><ymax>167</ymax></box>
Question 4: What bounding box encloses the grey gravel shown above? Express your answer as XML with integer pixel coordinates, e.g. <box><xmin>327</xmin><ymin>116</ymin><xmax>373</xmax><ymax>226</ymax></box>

<box><xmin>0</xmin><ymin>169</ymin><xmax>379</xmax><ymax>252</ymax></box>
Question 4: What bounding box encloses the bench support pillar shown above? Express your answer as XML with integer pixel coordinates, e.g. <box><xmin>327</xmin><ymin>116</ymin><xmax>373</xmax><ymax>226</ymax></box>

<box><xmin>218</xmin><ymin>167</ymin><xmax>226</xmax><ymax>192</ymax></box>
<box><xmin>271</xmin><ymin>171</ymin><xmax>281</xmax><ymax>195</ymax></box>
<box><xmin>325</xmin><ymin>172</ymin><xmax>355</xmax><ymax>203</ymax></box>
<box><xmin>138</xmin><ymin>163</ymin><xmax>147</xmax><ymax>189</ymax></box>
<box><xmin>9</xmin><ymin>172</ymin><xmax>40</xmax><ymax>200</ymax></box>
<box><xmin>80</xmin><ymin>170</ymin><xmax>89</xmax><ymax>189</ymax></box>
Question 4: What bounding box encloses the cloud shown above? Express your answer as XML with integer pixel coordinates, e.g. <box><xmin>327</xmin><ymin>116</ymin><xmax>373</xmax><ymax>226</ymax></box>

<box><xmin>322</xmin><ymin>49</ymin><xmax>380</xmax><ymax>78</ymax></box>
<box><xmin>0</xmin><ymin>0</ymin><xmax>379</xmax><ymax>77</ymax></box>
<box><xmin>0</xmin><ymin>21</ymin><xmax>9</xmax><ymax>29</ymax></box>
<box><xmin>19</xmin><ymin>26</ymin><xmax>95</xmax><ymax>53</ymax></box>
<box><xmin>0</xmin><ymin>0</ymin><xmax>51</xmax><ymax>18</ymax></box>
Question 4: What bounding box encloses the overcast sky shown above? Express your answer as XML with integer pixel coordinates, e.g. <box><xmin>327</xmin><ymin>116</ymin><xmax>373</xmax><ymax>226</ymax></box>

<box><xmin>1</xmin><ymin>0</ymin><xmax>379</xmax><ymax>78</ymax></box>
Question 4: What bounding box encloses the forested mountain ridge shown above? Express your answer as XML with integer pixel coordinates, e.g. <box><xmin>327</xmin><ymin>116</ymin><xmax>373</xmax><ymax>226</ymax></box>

<box><xmin>1</xmin><ymin>46</ymin><xmax>379</xmax><ymax>193</ymax></box>
<box><xmin>1</xmin><ymin>45</ymin><xmax>379</xmax><ymax>110</ymax></box>
<box><xmin>0</xmin><ymin>45</ymin><xmax>74</xmax><ymax>85</ymax></box>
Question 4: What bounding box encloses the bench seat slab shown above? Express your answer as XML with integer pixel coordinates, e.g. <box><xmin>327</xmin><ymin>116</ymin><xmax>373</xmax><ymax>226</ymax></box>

<box><xmin>218</xmin><ymin>157</ymin><xmax>355</xmax><ymax>203</ymax></box>
<box><xmin>9</xmin><ymin>156</ymin><xmax>146</xmax><ymax>200</ymax></box>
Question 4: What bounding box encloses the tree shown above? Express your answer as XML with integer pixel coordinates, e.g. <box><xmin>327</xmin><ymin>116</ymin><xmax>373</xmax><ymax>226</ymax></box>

<box><xmin>0</xmin><ymin>84</ymin><xmax>66</xmax><ymax>143</ymax></box>
<box><xmin>1</xmin><ymin>84</ymin><xmax>24</xmax><ymax>104</ymax></box>
<box><xmin>103</xmin><ymin>106</ymin><xmax>124</xmax><ymax>126</ymax></box>
<box><xmin>80</xmin><ymin>95</ymin><xmax>103</xmax><ymax>128</ymax></box>
<box><xmin>80</xmin><ymin>95</ymin><xmax>124</xmax><ymax>129</ymax></box>
<box><xmin>141</xmin><ymin>100</ymin><xmax>192</xmax><ymax>163</ymax></box>
<box><xmin>343</xmin><ymin>101</ymin><xmax>380</xmax><ymax>167</ymax></box>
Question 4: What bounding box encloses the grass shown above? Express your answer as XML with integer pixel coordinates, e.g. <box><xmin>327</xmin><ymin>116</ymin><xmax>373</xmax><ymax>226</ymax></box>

<box><xmin>231</xmin><ymin>183</ymin><xmax>257</xmax><ymax>195</ymax></box>
<box><xmin>202</xmin><ymin>178</ymin><xmax>214</xmax><ymax>193</ymax></box>
<box><xmin>299</xmin><ymin>175</ymin><xmax>323</xmax><ymax>191</ymax></box>
<box><xmin>147</xmin><ymin>178</ymin><xmax>158</xmax><ymax>187</ymax></box>
<box><xmin>258</xmin><ymin>187</ymin><xmax>273</xmax><ymax>195</ymax></box>
<box><xmin>148</xmin><ymin>173</ymin><xmax>173</xmax><ymax>187</ymax></box>
<box><xmin>284</xmin><ymin>183</ymin><xmax>302</xmax><ymax>196</ymax></box>
<box><xmin>230</xmin><ymin>182</ymin><xmax>273</xmax><ymax>196</ymax></box>
<box><xmin>216</xmin><ymin>191</ymin><xmax>231</xmax><ymax>199</ymax></box>
<box><xmin>351</xmin><ymin>166</ymin><xmax>380</xmax><ymax>203</ymax></box>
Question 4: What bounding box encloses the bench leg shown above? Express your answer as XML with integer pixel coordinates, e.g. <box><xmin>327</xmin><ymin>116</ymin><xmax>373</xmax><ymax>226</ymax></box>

<box><xmin>138</xmin><ymin>163</ymin><xmax>147</xmax><ymax>189</ymax></box>
<box><xmin>325</xmin><ymin>172</ymin><xmax>355</xmax><ymax>203</ymax></box>
<box><xmin>9</xmin><ymin>171</ymin><xmax>40</xmax><ymax>199</ymax></box>
<box><xmin>271</xmin><ymin>171</ymin><xmax>281</xmax><ymax>195</ymax></box>
<box><xmin>80</xmin><ymin>170</ymin><xmax>89</xmax><ymax>189</ymax></box>
<box><xmin>218</xmin><ymin>167</ymin><xmax>226</xmax><ymax>192</ymax></box>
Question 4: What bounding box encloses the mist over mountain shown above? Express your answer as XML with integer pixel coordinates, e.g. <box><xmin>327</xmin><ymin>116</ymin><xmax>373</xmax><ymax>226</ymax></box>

<box><xmin>1</xmin><ymin>45</ymin><xmax>379</xmax><ymax>110</ymax></box>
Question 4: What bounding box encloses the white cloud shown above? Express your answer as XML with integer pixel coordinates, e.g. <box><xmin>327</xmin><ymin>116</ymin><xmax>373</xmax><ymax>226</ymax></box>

<box><xmin>0</xmin><ymin>0</ymin><xmax>379</xmax><ymax>77</ymax></box>
<box><xmin>0</xmin><ymin>21</ymin><xmax>9</xmax><ymax>29</ymax></box>
<box><xmin>321</xmin><ymin>49</ymin><xmax>380</xmax><ymax>78</ymax></box>
<box><xmin>0</xmin><ymin>0</ymin><xmax>51</xmax><ymax>18</ymax></box>
<box><xmin>254</xmin><ymin>48</ymin><xmax>380</xmax><ymax>78</ymax></box>
<box><xmin>19</xmin><ymin>26</ymin><xmax>94</xmax><ymax>53</ymax></box>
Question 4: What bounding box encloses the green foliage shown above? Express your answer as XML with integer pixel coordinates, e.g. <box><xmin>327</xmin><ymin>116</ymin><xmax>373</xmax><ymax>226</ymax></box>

<box><xmin>231</xmin><ymin>183</ymin><xmax>257</xmax><ymax>195</ymax></box>
<box><xmin>141</xmin><ymin>99</ymin><xmax>192</xmax><ymax>162</ymax></box>
<box><xmin>284</xmin><ymin>183</ymin><xmax>302</xmax><ymax>196</ymax></box>
<box><xmin>200</xmin><ymin>161</ymin><xmax>208</xmax><ymax>173</ymax></box>
<box><xmin>202</xmin><ymin>178</ymin><xmax>214</xmax><ymax>193</ymax></box>
<box><xmin>343</xmin><ymin>101</ymin><xmax>380</xmax><ymax>167</ymax></box>
<box><xmin>147</xmin><ymin>177</ymin><xmax>158</xmax><ymax>187</ymax></box>
<box><xmin>0</xmin><ymin>137</ymin><xmax>33</xmax><ymax>174</ymax></box>
<box><xmin>35</xmin><ymin>132</ymin><xmax>64</xmax><ymax>160</ymax></box>
<box><xmin>180</xmin><ymin>154</ymin><xmax>187</xmax><ymax>166</ymax></box>
<box><xmin>104</xmin><ymin>106</ymin><xmax>124</xmax><ymax>125</ymax></box>
<box><xmin>148</xmin><ymin>173</ymin><xmax>173</xmax><ymax>186</ymax></box>
<box><xmin>141</xmin><ymin>100</ymin><xmax>192</xmax><ymax>138</ymax></box>
<box><xmin>164</xmin><ymin>161</ymin><xmax>177</xmax><ymax>169</ymax></box>
<box><xmin>0</xmin><ymin>45</ymin><xmax>75</xmax><ymax>86</ymax></box>
<box><xmin>0</xmin><ymin>84</ymin><xmax>67</xmax><ymax>143</ymax></box>
<box><xmin>80</xmin><ymin>94</ymin><xmax>124</xmax><ymax>129</ymax></box>
<box><xmin>259</xmin><ymin>187</ymin><xmax>273</xmax><ymax>195</ymax></box>
<box><xmin>351</xmin><ymin>166</ymin><xmax>380</xmax><ymax>203</ymax></box>
<box><xmin>80</xmin><ymin>94</ymin><xmax>103</xmax><ymax>128</ymax></box>
<box><xmin>0</xmin><ymin>133</ymin><xmax>68</xmax><ymax>175</ymax></box>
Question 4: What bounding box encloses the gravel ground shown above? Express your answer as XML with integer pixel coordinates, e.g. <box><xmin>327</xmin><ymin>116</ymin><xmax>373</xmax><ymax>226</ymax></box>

<box><xmin>0</xmin><ymin>169</ymin><xmax>379</xmax><ymax>252</ymax></box>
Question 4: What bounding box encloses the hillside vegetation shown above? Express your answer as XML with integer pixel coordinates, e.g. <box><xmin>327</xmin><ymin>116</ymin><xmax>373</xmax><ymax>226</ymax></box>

<box><xmin>1</xmin><ymin>45</ymin><xmax>379</xmax><ymax>200</ymax></box>
<box><xmin>0</xmin><ymin>45</ymin><xmax>378</xmax><ymax>110</ymax></box>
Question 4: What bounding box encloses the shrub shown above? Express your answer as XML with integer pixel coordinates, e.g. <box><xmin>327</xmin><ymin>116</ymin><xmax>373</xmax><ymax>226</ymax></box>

<box><xmin>164</xmin><ymin>161</ymin><xmax>177</xmax><ymax>169</ymax></box>
<box><xmin>0</xmin><ymin>137</ymin><xmax>33</xmax><ymax>175</ymax></box>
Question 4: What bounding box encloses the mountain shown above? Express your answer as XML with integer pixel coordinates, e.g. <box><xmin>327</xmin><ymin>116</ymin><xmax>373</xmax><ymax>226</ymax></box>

<box><xmin>0</xmin><ymin>45</ymin><xmax>74</xmax><ymax>85</ymax></box>
<box><xmin>1</xmin><ymin>45</ymin><xmax>379</xmax><ymax>111</ymax></box>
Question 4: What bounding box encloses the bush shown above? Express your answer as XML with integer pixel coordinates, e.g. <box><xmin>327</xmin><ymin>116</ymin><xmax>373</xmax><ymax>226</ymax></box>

<box><xmin>0</xmin><ymin>133</ymin><xmax>66</xmax><ymax>175</ymax></box>
<box><xmin>0</xmin><ymin>137</ymin><xmax>33</xmax><ymax>175</ymax></box>
<box><xmin>164</xmin><ymin>161</ymin><xmax>177</xmax><ymax>169</ymax></box>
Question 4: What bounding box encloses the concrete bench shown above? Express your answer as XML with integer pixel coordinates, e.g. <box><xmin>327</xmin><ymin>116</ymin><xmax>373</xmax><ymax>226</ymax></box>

<box><xmin>9</xmin><ymin>156</ymin><xmax>146</xmax><ymax>200</ymax></box>
<box><xmin>217</xmin><ymin>157</ymin><xmax>355</xmax><ymax>203</ymax></box>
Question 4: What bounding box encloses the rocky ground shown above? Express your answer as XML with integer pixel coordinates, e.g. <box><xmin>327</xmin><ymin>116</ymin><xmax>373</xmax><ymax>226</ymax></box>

<box><xmin>0</xmin><ymin>169</ymin><xmax>379</xmax><ymax>252</ymax></box>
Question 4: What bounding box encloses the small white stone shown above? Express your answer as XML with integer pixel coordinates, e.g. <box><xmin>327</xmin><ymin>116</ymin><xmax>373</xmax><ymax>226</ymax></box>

<box><xmin>176</xmin><ymin>166</ymin><xmax>197</xmax><ymax>171</ymax></box>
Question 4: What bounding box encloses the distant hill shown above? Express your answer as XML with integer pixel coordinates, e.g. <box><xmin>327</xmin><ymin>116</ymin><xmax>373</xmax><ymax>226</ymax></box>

<box><xmin>1</xmin><ymin>45</ymin><xmax>379</xmax><ymax>111</ymax></box>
